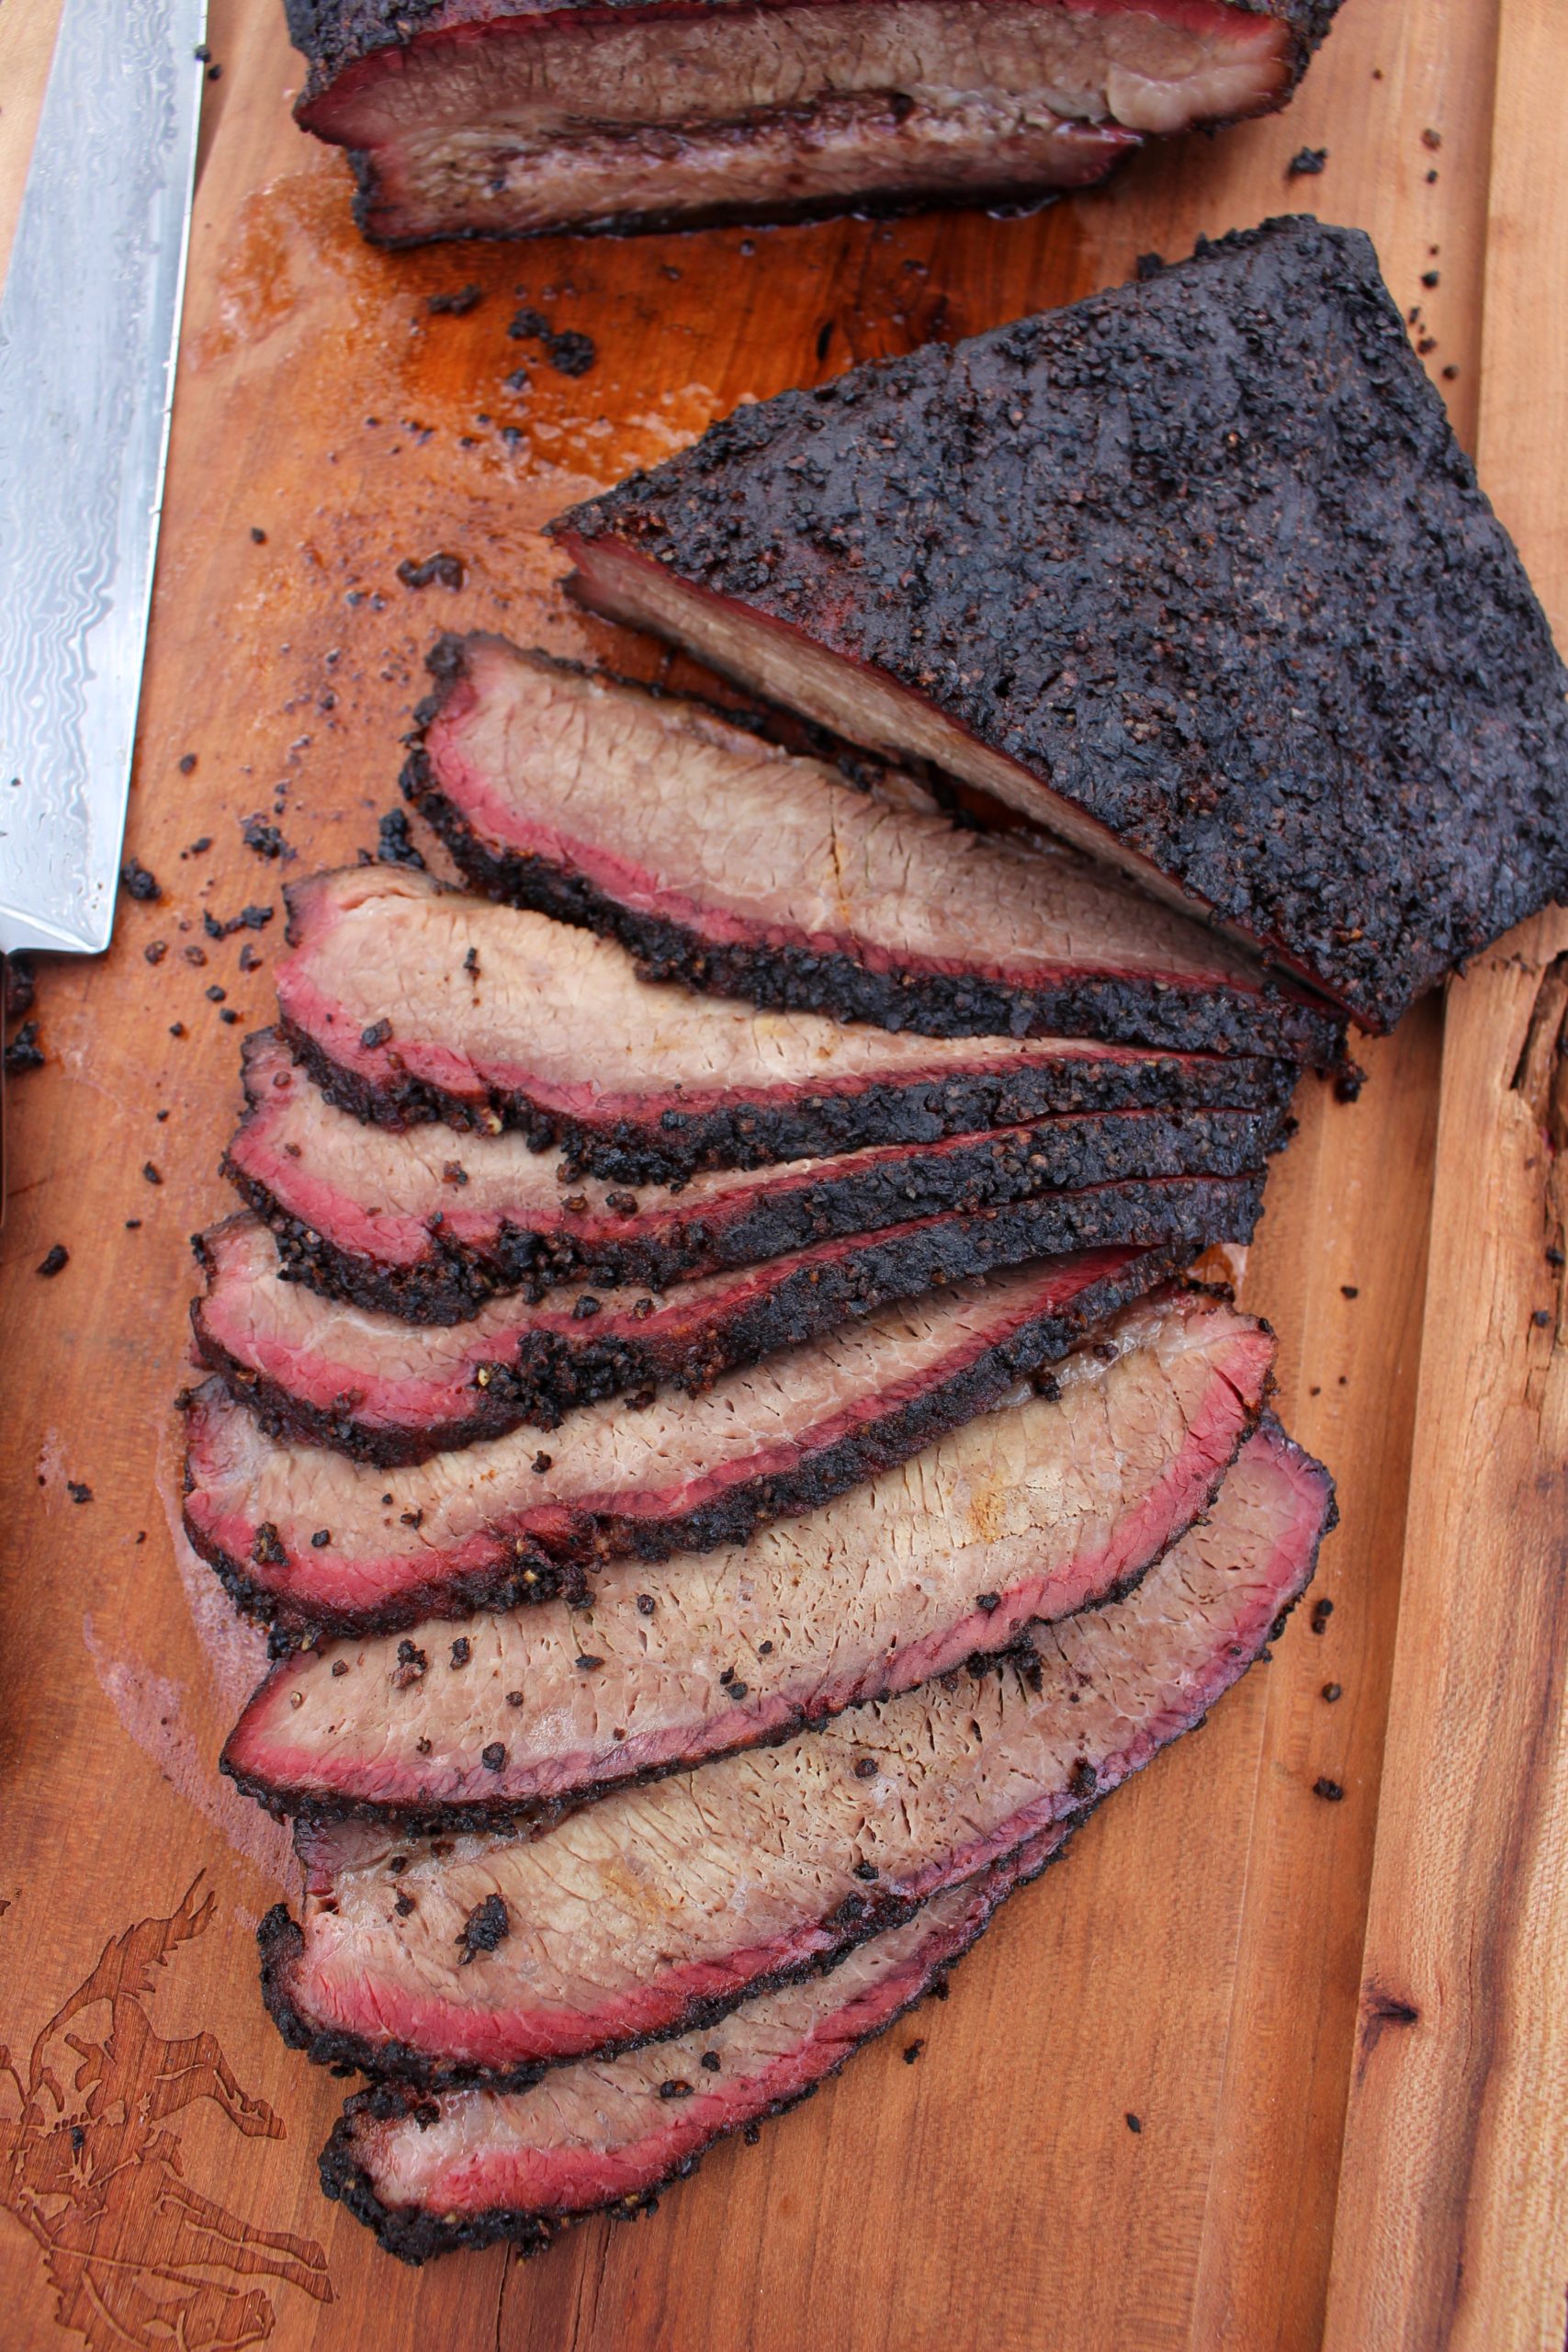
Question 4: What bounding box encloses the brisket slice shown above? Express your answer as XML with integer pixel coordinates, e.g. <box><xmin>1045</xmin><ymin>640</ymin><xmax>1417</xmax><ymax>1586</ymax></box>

<box><xmin>230</xmin><ymin>1027</ymin><xmax>1289</xmax><ymax>1321</ymax></box>
<box><xmin>223</xmin><ymin>1286</ymin><xmax>1272</xmax><ymax>1821</ymax></box>
<box><xmin>276</xmin><ymin>865</ymin><xmax>1296</xmax><ymax>1183</ymax></box>
<box><xmin>259</xmin><ymin>1420</ymin><xmax>1331</xmax><ymax>2086</ymax></box>
<box><xmin>285</xmin><ymin>1</ymin><xmax>1339</xmax><ymax>248</ymax></box>
<box><xmin>556</xmin><ymin>217</ymin><xmax>1568</xmax><ymax>1035</ymax></box>
<box><xmin>408</xmin><ymin>634</ymin><xmax>1341</xmax><ymax>1065</ymax></box>
<box><xmin>187</xmin><ymin>1271</ymin><xmax>1268</xmax><ymax>1634</ymax></box>
<box><xmin>321</xmin><ymin>1836</ymin><xmax>1066</xmax><ymax>2264</ymax></box>
<box><xmin>194</xmin><ymin>1177</ymin><xmax>1260</xmax><ymax>1459</ymax></box>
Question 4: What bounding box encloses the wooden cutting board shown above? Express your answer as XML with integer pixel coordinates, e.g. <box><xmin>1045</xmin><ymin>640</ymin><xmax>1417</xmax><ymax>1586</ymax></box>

<box><xmin>1</xmin><ymin>4</ymin><xmax>1562</xmax><ymax>2346</ymax></box>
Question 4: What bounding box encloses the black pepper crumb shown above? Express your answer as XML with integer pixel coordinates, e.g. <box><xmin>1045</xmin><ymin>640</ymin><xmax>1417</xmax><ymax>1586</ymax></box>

<box><xmin>331</xmin><ymin>1659</ymin><xmax>348</xmax><ymax>1678</ymax></box>
<box><xmin>743</xmin><ymin>2123</ymin><xmax>761</xmax><ymax>2144</ymax></box>
<box><xmin>1322</xmin><ymin>1682</ymin><xmax>1343</xmax><ymax>1702</ymax></box>
<box><xmin>1287</xmin><ymin>146</ymin><xmax>1327</xmax><ymax>178</ymax></box>
<box><xmin>758</xmin><ymin>1639</ymin><xmax>773</xmax><ymax>1655</ymax></box>
<box><xmin>1422</xmin><ymin>269</ymin><xmax>1440</xmax><ymax>289</ymax></box>
<box><xmin>531</xmin><ymin>1452</ymin><xmax>552</xmax><ymax>1474</ymax></box>
<box><xmin>976</xmin><ymin>1591</ymin><xmax>1000</xmax><ymax>1612</ymax></box>
<box><xmin>37</xmin><ymin>1244</ymin><xmax>69</xmax><ymax>1277</ymax></box>
<box><xmin>310</xmin><ymin>1529</ymin><xmax>332</xmax><ymax>1549</ymax></box>
<box><xmin>903</xmin><ymin>2040</ymin><xmax>924</xmax><ymax>2064</ymax></box>
<box><xmin>571</xmin><ymin>1295</ymin><xmax>602</xmax><ymax>1320</ymax></box>
<box><xmin>506</xmin><ymin>1690</ymin><xmax>524</xmax><ymax>1707</ymax></box>
<box><xmin>450</xmin><ymin>1637</ymin><xmax>471</xmax><ymax>1667</ymax></box>
<box><xmin>428</xmin><ymin>284</ymin><xmax>483</xmax><ymax>316</ymax></box>
<box><xmin>854</xmin><ymin>1757</ymin><xmax>879</xmax><ymax>1780</ymax></box>
<box><xmin>394</xmin><ymin>1890</ymin><xmax>415</xmax><ymax>1916</ymax></box>
<box><xmin>5</xmin><ymin>1021</ymin><xmax>44</xmax><ymax>1074</ymax></box>
<box><xmin>119</xmin><ymin>857</ymin><xmax>161</xmax><ymax>902</ymax></box>
<box><xmin>143</xmin><ymin>940</ymin><xmax>167</xmax><ymax>966</ymax></box>
<box><xmin>241</xmin><ymin>813</ymin><xmax>287</xmax><ymax>859</ymax></box>
<box><xmin>141</xmin><ymin>1161</ymin><xmax>162</xmax><ymax>1185</ymax></box>
<box><xmin>1311</xmin><ymin>1598</ymin><xmax>1335</xmax><ymax>1634</ymax></box>
<box><xmin>658</xmin><ymin>2080</ymin><xmax>694</xmax><ymax>2100</ymax></box>
<box><xmin>67</xmin><ymin>1481</ymin><xmax>92</xmax><ymax>1504</ymax></box>
<box><xmin>378</xmin><ymin>808</ymin><xmax>426</xmax><ymax>868</ymax></box>
<box><xmin>1126</xmin><ymin>2112</ymin><xmax>1143</xmax><ymax>2134</ymax></box>
<box><xmin>205</xmin><ymin>984</ymin><xmax>227</xmax><ymax>1003</ymax></box>
<box><xmin>1421</xmin><ymin>127</ymin><xmax>1442</xmax><ymax>150</ymax></box>
<box><xmin>397</xmin><ymin>552</ymin><xmax>465</xmax><ymax>591</ymax></box>
<box><xmin>124</xmin><ymin>1218</ymin><xmax>141</xmax><ymax>1230</ymax></box>
<box><xmin>178</xmin><ymin>752</ymin><xmax>197</xmax><ymax>775</ymax></box>
<box><xmin>457</xmin><ymin>1892</ymin><xmax>511</xmax><ymax>1963</ymax></box>
<box><xmin>575</xmin><ymin>1653</ymin><xmax>604</xmax><ymax>1672</ymax></box>
<box><xmin>854</xmin><ymin>1860</ymin><xmax>878</xmax><ymax>1882</ymax></box>
<box><xmin>481</xmin><ymin>1742</ymin><xmax>507</xmax><ymax>1771</ymax></box>
<box><xmin>636</xmin><ymin>1594</ymin><xmax>655</xmax><ymax>1615</ymax></box>
<box><xmin>250</xmin><ymin>526</ymin><xmax>267</xmax><ymax>544</ymax></box>
<box><xmin>1314</xmin><ymin>1777</ymin><xmax>1345</xmax><ymax>1802</ymax></box>
<box><xmin>4</xmin><ymin>952</ymin><xmax>35</xmax><ymax>1019</ymax></box>
<box><xmin>204</xmin><ymin>903</ymin><xmax>274</xmax><ymax>940</ymax></box>
<box><xmin>1533</xmin><ymin>1308</ymin><xmax>1552</xmax><ymax>1328</ymax></box>
<box><xmin>1341</xmin><ymin>1284</ymin><xmax>1359</xmax><ymax>1299</ymax></box>
<box><xmin>360</xmin><ymin>1019</ymin><xmax>392</xmax><ymax>1049</ymax></box>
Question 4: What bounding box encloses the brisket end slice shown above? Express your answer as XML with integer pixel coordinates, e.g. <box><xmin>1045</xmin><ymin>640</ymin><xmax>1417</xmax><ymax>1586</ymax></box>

<box><xmin>556</xmin><ymin>217</ymin><xmax>1568</xmax><ymax>1033</ymax></box>
<box><xmin>193</xmin><ymin>1178</ymin><xmax>1262</xmax><ymax>1459</ymax></box>
<box><xmin>275</xmin><ymin>865</ymin><xmax>1296</xmax><ymax>1184</ymax></box>
<box><xmin>186</xmin><ymin>1269</ymin><xmax>1269</xmax><ymax>1637</ymax></box>
<box><xmin>408</xmin><ymin>633</ymin><xmax>1342</xmax><ymax>1066</ymax></box>
<box><xmin>319</xmin><ymin>1833</ymin><xmax>1067</xmax><ymax>2264</ymax></box>
<box><xmin>258</xmin><ymin>1420</ymin><xmax>1332</xmax><ymax>2088</ymax></box>
<box><xmin>220</xmin><ymin>1285</ymin><xmax>1274</xmax><ymax>1819</ymax></box>
<box><xmin>229</xmin><ymin>1028</ymin><xmax>1290</xmax><ymax>1324</ymax></box>
<box><xmin>284</xmin><ymin>3</ymin><xmax>1342</xmax><ymax>250</ymax></box>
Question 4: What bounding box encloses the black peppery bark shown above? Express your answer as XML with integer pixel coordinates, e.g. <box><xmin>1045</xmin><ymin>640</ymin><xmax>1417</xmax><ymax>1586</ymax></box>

<box><xmin>557</xmin><ymin>219</ymin><xmax>1568</xmax><ymax>1033</ymax></box>
<box><xmin>194</xmin><ymin>1183</ymin><xmax>1262</xmax><ymax>1459</ymax></box>
<box><xmin>191</xmin><ymin>1261</ymin><xmax>1240</xmax><ymax>1647</ymax></box>
<box><xmin>400</xmin><ymin>729</ymin><xmax>1345</xmax><ymax>1074</ymax></box>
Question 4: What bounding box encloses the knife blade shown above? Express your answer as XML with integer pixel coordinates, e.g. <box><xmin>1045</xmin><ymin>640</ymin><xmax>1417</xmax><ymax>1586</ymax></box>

<box><xmin>0</xmin><ymin>0</ymin><xmax>206</xmax><ymax>1203</ymax></box>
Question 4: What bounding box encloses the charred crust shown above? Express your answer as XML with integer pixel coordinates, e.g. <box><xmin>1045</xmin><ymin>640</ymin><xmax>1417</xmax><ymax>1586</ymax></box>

<box><xmin>558</xmin><ymin>219</ymin><xmax>1568</xmax><ymax>1033</ymax></box>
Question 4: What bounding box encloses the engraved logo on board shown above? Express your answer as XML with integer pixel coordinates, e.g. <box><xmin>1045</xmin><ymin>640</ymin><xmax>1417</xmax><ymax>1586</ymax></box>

<box><xmin>0</xmin><ymin>1877</ymin><xmax>333</xmax><ymax>2349</ymax></box>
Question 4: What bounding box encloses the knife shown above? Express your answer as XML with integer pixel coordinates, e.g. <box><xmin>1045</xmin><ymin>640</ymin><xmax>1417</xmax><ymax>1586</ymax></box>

<box><xmin>0</xmin><ymin>0</ymin><xmax>207</xmax><ymax>1209</ymax></box>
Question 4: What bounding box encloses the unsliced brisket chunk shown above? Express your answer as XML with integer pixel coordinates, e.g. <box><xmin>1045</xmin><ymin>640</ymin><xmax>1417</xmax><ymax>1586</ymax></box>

<box><xmin>187</xmin><ymin>1273</ymin><xmax>1269</xmax><ymax>1634</ymax></box>
<box><xmin>194</xmin><ymin>1185</ymin><xmax>1260</xmax><ymax>1458</ymax></box>
<box><xmin>222</xmin><ymin>1287</ymin><xmax>1272</xmax><ymax>1818</ymax></box>
<box><xmin>259</xmin><ymin>1421</ymin><xmax>1331</xmax><ymax>2086</ymax></box>
<box><xmin>285</xmin><ymin>1</ymin><xmax>1341</xmax><ymax>248</ymax></box>
<box><xmin>230</xmin><ymin>1028</ymin><xmax>1289</xmax><ymax>1321</ymax></box>
<box><xmin>276</xmin><ymin>865</ymin><xmax>1296</xmax><ymax>1182</ymax></box>
<box><xmin>321</xmin><ymin>1838</ymin><xmax>1066</xmax><ymax>2264</ymax></box>
<box><xmin>407</xmin><ymin>636</ymin><xmax>1341</xmax><ymax>1065</ymax></box>
<box><xmin>556</xmin><ymin>217</ymin><xmax>1568</xmax><ymax>1033</ymax></box>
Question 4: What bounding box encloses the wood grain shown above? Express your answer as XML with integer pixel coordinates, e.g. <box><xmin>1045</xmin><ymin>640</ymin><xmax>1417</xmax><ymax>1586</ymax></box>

<box><xmin>0</xmin><ymin>2</ymin><xmax>1548</xmax><ymax>2346</ymax></box>
<box><xmin>1321</xmin><ymin>4</ymin><xmax>1568</xmax><ymax>2345</ymax></box>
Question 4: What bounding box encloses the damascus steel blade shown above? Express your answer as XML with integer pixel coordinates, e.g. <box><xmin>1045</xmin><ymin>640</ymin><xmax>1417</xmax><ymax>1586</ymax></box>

<box><xmin>0</xmin><ymin>0</ymin><xmax>207</xmax><ymax>958</ymax></box>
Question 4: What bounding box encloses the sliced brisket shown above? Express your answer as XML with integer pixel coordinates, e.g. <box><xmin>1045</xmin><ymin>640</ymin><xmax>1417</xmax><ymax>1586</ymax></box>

<box><xmin>275</xmin><ymin>865</ymin><xmax>1296</xmax><ymax>1182</ymax></box>
<box><xmin>188</xmin><ymin>1272</ymin><xmax>1269</xmax><ymax>1634</ymax></box>
<box><xmin>259</xmin><ymin>1420</ymin><xmax>1332</xmax><ymax>2086</ymax></box>
<box><xmin>285</xmin><ymin>2</ymin><xmax>1340</xmax><ymax>248</ymax></box>
<box><xmin>408</xmin><ymin>636</ymin><xmax>1341</xmax><ymax>1064</ymax></box>
<box><xmin>194</xmin><ymin>1182</ymin><xmax>1260</xmax><ymax>1459</ymax></box>
<box><xmin>556</xmin><ymin>218</ymin><xmax>1568</xmax><ymax>1033</ymax></box>
<box><xmin>230</xmin><ymin>1027</ymin><xmax>1289</xmax><ymax>1320</ymax></box>
<box><xmin>321</xmin><ymin>1837</ymin><xmax>1066</xmax><ymax>2263</ymax></box>
<box><xmin>223</xmin><ymin>1285</ymin><xmax>1273</xmax><ymax>1818</ymax></box>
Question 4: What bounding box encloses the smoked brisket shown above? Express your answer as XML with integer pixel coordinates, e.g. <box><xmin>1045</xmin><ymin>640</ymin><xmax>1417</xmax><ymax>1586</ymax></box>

<box><xmin>229</xmin><ymin>1028</ymin><xmax>1289</xmax><ymax>1321</ymax></box>
<box><xmin>222</xmin><ymin>1286</ymin><xmax>1273</xmax><ymax>1819</ymax></box>
<box><xmin>186</xmin><ymin>1269</ymin><xmax>1266</xmax><ymax>1634</ymax></box>
<box><xmin>276</xmin><ymin>866</ymin><xmax>1297</xmax><ymax>1182</ymax></box>
<box><xmin>321</xmin><ymin>1838</ymin><xmax>1066</xmax><ymax>2263</ymax></box>
<box><xmin>194</xmin><ymin>1185</ymin><xmax>1260</xmax><ymax>1458</ymax></box>
<box><xmin>284</xmin><ymin>2</ymin><xmax>1342</xmax><ymax>247</ymax></box>
<box><xmin>557</xmin><ymin>217</ymin><xmax>1568</xmax><ymax>1032</ymax></box>
<box><xmin>259</xmin><ymin>1421</ymin><xmax>1332</xmax><ymax>2086</ymax></box>
<box><xmin>407</xmin><ymin>635</ymin><xmax>1342</xmax><ymax>1064</ymax></box>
